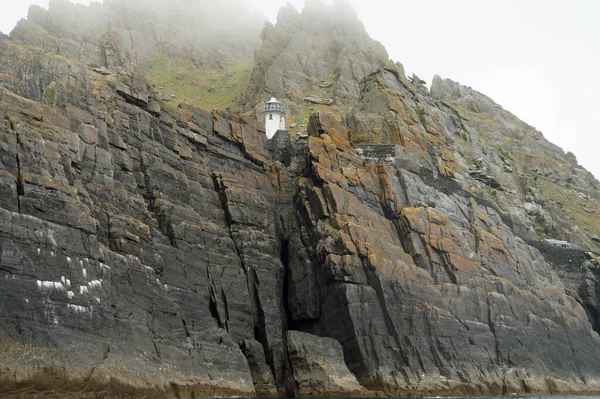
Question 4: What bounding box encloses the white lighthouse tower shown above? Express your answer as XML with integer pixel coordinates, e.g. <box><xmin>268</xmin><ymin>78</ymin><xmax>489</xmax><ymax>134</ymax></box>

<box><xmin>263</xmin><ymin>98</ymin><xmax>286</xmax><ymax>139</ymax></box>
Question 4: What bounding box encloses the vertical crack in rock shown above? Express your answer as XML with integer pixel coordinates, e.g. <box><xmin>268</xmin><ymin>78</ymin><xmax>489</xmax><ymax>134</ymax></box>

<box><xmin>208</xmin><ymin>280</ymin><xmax>224</xmax><ymax>329</ymax></box>
<box><xmin>349</xmin><ymin>232</ymin><xmax>413</xmax><ymax>373</ymax></box>
<box><xmin>437</xmin><ymin>242</ymin><xmax>459</xmax><ymax>285</ymax></box>
<box><xmin>182</xmin><ymin>319</ymin><xmax>193</xmax><ymax>356</ymax></box>
<box><xmin>278</xmin><ymin>237</ymin><xmax>298</xmax><ymax>397</ymax></box>
<box><xmin>203</xmin><ymin>244</ymin><xmax>225</xmax><ymax>330</ymax></box>
<box><xmin>395</xmin><ymin>169</ymin><xmax>411</xmax><ymax>207</ymax></box>
<box><xmin>587</xmin><ymin>304</ymin><xmax>600</xmax><ymax>335</ymax></box>
<box><xmin>467</xmin><ymin>198</ymin><xmax>481</xmax><ymax>256</ymax></box>
<box><xmin>181</xmin><ymin>319</ymin><xmax>191</xmax><ymax>338</ymax></box>
<box><xmin>377</xmin><ymin>168</ymin><xmax>438</xmax><ymax>281</ymax></box>
<box><xmin>375</xmin><ymin>167</ymin><xmax>423</xmax><ymax>275</ymax></box>
<box><xmin>249</xmin><ymin>268</ymin><xmax>272</xmax><ymax>376</ymax></box>
<box><xmin>221</xmin><ymin>287</ymin><xmax>231</xmax><ymax>332</ymax></box>
<box><xmin>211</xmin><ymin>173</ymin><xmax>273</xmax><ymax>374</ymax></box>
<box><xmin>84</xmin><ymin>345</ymin><xmax>112</xmax><ymax>386</ymax></box>
<box><xmin>486</xmin><ymin>294</ymin><xmax>501</xmax><ymax>366</ymax></box>
<box><xmin>396</xmin><ymin>212</ymin><xmax>439</xmax><ymax>283</ymax></box>
<box><xmin>140</xmin><ymin>156</ymin><xmax>178</xmax><ymax>248</ymax></box>
<box><xmin>103</xmin><ymin>207</ymin><xmax>114</xmax><ymax>251</ymax></box>
<box><xmin>280</xmin><ymin>238</ymin><xmax>294</xmax><ymax>329</ymax></box>
<box><xmin>14</xmin><ymin>125</ymin><xmax>23</xmax><ymax>213</ymax></box>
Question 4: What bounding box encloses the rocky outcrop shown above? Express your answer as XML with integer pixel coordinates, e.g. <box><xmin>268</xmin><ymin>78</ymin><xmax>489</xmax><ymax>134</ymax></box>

<box><xmin>1</xmin><ymin>1</ymin><xmax>600</xmax><ymax>398</ymax></box>
<box><xmin>529</xmin><ymin>240</ymin><xmax>600</xmax><ymax>335</ymax></box>
<box><xmin>0</xmin><ymin>40</ymin><xmax>285</xmax><ymax>396</ymax></box>
<box><xmin>287</xmin><ymin>331</ymin><xmax>368</xmax><ymax>397</ymax></box>
<box><xmin>345</xmin><ymin>64</ymin><xmax>600</xmax><ymax>252</ymax></box>
<box><xmin>274</xmin><ymin>112</ymin><xmax>600</xmax><ymax>396</ymax></box>
<box><xmin>9</xmin><ymin>0</ymin><xmax>263</xmax><ymax>70</ymax></box>
<box><xmin>244</xmin><ymin>0</ymin><xmax>388</xmax><ymax>107</ymax></box>
<box><xmin>429</xmin><ymin>75</ymin><xmax>600</xmax><ymax>249</ymax></box>
<box><xmin>5</xmin><ymin>0</ymin><xmax>264</xmax><ymax>111</ymax></box>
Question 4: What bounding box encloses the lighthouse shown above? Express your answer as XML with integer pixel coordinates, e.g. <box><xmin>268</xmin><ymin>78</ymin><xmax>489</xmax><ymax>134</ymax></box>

<box><xmin>263</xmin><ymin>98</ymin><xmax>287</xmax><ymax>139</ymax></box>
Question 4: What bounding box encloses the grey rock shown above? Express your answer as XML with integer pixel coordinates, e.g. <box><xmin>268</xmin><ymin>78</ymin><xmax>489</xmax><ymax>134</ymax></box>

<box><xmin>244</xmin><ymin>1</ymin><xmax>388</xmax><ymax>107</ymax></box>
<box><xmin>241</xmin><ymin>339</ymin><xmax>277</xmax><ymax>396</ymax></box>
<box><xmin>1</xmin><ymin>1</ymin><xmax>600</xmax><ymax>397</ymax></box>
<box><xmin>304</xmin><ymin>96</ymin><xmax>333</xmax><ymax>105</ymax></box>
<box><xmin>287</xmin><ymin>331</ymin><xmax>367</xmax><ymax>396</ymax></box>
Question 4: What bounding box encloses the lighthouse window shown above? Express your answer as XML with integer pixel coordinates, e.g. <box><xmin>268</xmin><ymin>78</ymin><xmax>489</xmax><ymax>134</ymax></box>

<box><xmin>269</xmin><ymin>114</ymin><xmax>273</xmax><ymax>120</ymax></box>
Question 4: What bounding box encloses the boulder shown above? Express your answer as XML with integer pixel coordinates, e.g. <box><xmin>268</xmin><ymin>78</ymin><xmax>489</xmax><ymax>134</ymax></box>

<box><xmin>287</xmin><ymin>331</ymin><xmax>367</xmax><ymax>396</ymax></box>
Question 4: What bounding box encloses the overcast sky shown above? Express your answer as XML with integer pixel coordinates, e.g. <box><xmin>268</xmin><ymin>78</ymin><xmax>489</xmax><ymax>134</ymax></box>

<box><xmin>1</xmin><ymin>0</ymin><xmax>598</xmax><ymax>178</ymax></box>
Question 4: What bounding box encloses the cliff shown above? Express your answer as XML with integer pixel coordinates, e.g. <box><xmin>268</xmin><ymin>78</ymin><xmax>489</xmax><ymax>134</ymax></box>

<box><xmin>5</xmin><ymin>0</ymin><xmax>263</xmax><ymax>111</ymax></box>
<box><xmin>243</xmin><ymin>0</ymin><xmax>388</xmax><ymax>126</ymax></box>
<box><xmin>1</xmin><ymin>1</ymin><xmax>600</xmax><ymax>398</ymax></box>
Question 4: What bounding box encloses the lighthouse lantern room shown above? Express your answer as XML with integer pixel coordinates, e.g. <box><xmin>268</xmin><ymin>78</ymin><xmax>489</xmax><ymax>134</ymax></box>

<box><xmin>263</xmin><ymin>98</ymin><xmax>286</xmax><ymax>139</ymax></box>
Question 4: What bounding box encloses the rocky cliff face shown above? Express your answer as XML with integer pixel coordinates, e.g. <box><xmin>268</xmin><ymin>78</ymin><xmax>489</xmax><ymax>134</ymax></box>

<box><xmin>5</xmin><ymin>0</ymin><xmax>263</xmax><ymax>111</ymax></box>
<box><xmin>243</xmin><ymin>0</ymin><xmax>388</xmax><ymax>110</ymax></box>
<box><xmin>1</xmin><ymin>1</ymin><xmax>600</xmax><ymax>398</ymax></box>
<box><xmin>10</xmin><ymin>0</ymin><xmax>262</xmax><ymax>69</ymax></box>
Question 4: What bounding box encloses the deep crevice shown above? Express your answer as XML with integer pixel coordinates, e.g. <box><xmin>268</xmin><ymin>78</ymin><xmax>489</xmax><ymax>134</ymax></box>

<box><xmin>202</xmin><ymin>232</ymin><xmax>224</xmax><ymax>329</ymax></box>
<box><xmin>249</xmin><ymin>268</ymin><xmax>271</xmax><ymax>372</ymax></box>
<box><xmin>352</xmin><ymin>244</ymin><xmax>412</xmax><ymax>372</ymax></box>
<box><xmin>280</xmin><ymin>239</ymin><xmax>294</xmax><ymax>330</ymax></box>
<box><xmin>15</xmin><ymin>129</ymin><xmax>23</xmax><ymax>213</ymax></box>
<box><xmin>105</xmin><ymin>209</ymin><xmax>114</xmax><ymax>251</ymax></box>
<box><xmin>211</xmin><ymin>172</ymin><xmax>275</xmax><ymax>378</ymax></box>
<box><xmin>208</xmin><ymin>282</ymin><xmax>223</xmax><ymax>329</ymax></box>
<box><xmin>220</xmin><ymin>287</ymin><xmax>230</xmax><ymax>333</ymax></box>
<box><xmin>181</xmin><ymin>319</ymin><xmax>190</xmax><ymax>338</ymax></box>
<box><xmin>584</xmin><ymin>305</ymin><xmax>600</xmax><ymax>335</ymax></box>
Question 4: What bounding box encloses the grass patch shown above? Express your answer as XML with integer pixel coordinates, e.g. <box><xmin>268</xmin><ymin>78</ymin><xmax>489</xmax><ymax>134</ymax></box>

<box><xmin>149</xmin><ymin>53</ymin><xmax>253</xmax><ymax>111</ymax></box>
<box><xmin>286</xmin><ymin>103</ymin><xmax>344</xmax><ymax>135</ymax></box>
<box><xmin>538</xmin><ymin>178</ymin><xmax>600</xmax><ymax>238</ymax></box>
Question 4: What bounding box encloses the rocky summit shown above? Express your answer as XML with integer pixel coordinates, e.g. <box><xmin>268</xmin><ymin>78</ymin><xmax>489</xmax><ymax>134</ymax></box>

<box><xmin>1</xmin><ymin>1</ymin><xmax>600</xmax><ymax>398</ymax></box>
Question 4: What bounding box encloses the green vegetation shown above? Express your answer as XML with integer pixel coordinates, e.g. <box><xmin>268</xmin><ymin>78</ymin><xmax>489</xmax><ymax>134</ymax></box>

<box><xmin>538</xmin><ymin>178</ymin><xmax>600</xmax><ymax>238</ymax></box>
<box><xmin>149</xmin><ymin>53</ymin><xmax>254</xmax><ymax>111</ymax></box>
<box><xmin>287</xmin><ymin>103</ymin><xmax>344</xmax><ymax>135</ymax></box>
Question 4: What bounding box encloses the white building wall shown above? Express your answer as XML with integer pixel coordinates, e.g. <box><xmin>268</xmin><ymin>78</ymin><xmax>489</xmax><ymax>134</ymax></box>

<box><xmin>279</xmin><ymin>116</ymin><xmax>286</xmax><ymax>131</ymax></box>
<box><xmin>265</xmin><ymin>112</ymin><xmax>284</xmax><ymax>139</ymax></box>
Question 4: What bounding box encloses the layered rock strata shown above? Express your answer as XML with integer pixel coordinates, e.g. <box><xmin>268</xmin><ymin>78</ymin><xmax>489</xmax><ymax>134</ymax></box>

<box><xmin>1</xmin><ymin>1</ymin><xmax>600</xmax><ymax>398</ymax></box>
<box><xmin>0</xmin><ymin>59</ymin><xmax>286</xmax><ymax>397</ymax></box>
<box><xmin>244</xmin><ymin>0</ymin><xmax>388</xmax><ymax>108</ymax></box>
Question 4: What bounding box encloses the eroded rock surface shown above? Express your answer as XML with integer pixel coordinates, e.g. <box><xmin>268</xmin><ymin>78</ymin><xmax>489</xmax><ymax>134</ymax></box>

<box><xmin>244</xmin><ymin>1</ymin><xmax>388</xmax><ymax>107</ymax></box>
<box><xmin>0</xmin><ymin>61</ymin><xmax>283</xmax><ymax>398</ymax></box>
<box><xmin>287</xmin><ymin>331</ymin><xmax>368</xmax><ymax>397</ymax></box>
<box><xmin>1</xmin><ymin>1</ymin><xmax>600</xmax><ymax>398</ymax></box>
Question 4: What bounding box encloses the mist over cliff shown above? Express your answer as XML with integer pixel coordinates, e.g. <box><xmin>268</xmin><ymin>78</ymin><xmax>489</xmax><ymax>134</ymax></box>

<box><xmin>0</xmin><ymin>1</ymin><xmax>599</xmax><ymax>398</ymax></box>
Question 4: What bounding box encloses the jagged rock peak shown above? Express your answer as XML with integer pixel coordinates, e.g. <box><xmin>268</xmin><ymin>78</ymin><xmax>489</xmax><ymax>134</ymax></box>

<box><xmin>245</xmin><ymin>0</ymin><xmax>388</xmax><ymax>108</ymax></box>
<box><xmin>275</xmin><ymin>0</ymin><xmax>367</xmax><ymax>35</ymax></box>
<box><xmin>431</xmin><ymin>75</ymin><xmax>498</xmax><ymax>106</ymax></box>
<box><xmin>275</xmin><ymin>2</ymin><xmax>301</xmax><ymax>23</ymax></box>
<box><xmin>11</xmin><ymin>0</ymin><xmax>264</xmax><ymax>71</ymax></box>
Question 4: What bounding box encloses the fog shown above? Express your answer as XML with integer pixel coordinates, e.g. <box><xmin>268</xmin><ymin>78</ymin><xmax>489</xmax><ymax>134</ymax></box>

<box><xmin>0</xmin><ymin>0</ymin><xmax>598</xmax><ymax>178</ymax></box>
